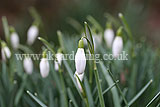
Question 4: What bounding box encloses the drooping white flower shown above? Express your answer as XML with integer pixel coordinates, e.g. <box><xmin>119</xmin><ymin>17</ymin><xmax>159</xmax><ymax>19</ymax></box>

<box><xmin>104</xmin><ymin>29</ymin><xmax>114</xmax><ymax>48</ymax></box>
<box><xmin>54</xmin><ymin>52</ymin><xmax>63</xmax><ymax>71</ymax></box>
<box><xmin>10</xmin><ymin>32</ymin><xmax>19</xmax><ymax>49</ymax></box>
<box><xmin>75</xmin><ymin>39</ymin><xmax>86</xmax><ymax>74</ymax></box>
<box><xmin>23</xmin><ymin>57</ymin><xmax>33</xmax><ymax>74</ymax></box>
<box><xmin>27</xmin><ymin>25</ymin><xmax>39</xmax><ymax>45</ymax></box>
<box><xmin>40</xmin><ymin>58</ymin><xmax>50</xmax><ymax>78</ymax></box>
<box><xmin>74</xmin><ymin>71</ymin><xmax>84</xmax><ymax>92</ymax></box>
<box><xmin>112</xmin><ymin>36</ymin><xmax>123</xmax><ymax>58</ymax></box>
<box><xmin>1</xmin><ymin>41</ymin><xmax>11</xmax><ymax>61</ymax></box>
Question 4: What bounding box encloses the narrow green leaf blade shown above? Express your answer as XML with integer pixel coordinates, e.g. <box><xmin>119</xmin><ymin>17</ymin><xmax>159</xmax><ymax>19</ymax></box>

<box><xmin>128</xmin><ymin>80</ymin><xmax>153</xmax><ymax>106</ymax></box>
<box><xmin>146</xmin><ymin>91</ymin><xmax>160</xmax><ymax>107</ymax></box>
<box><xmin>99</xmin><ymin>61</ymin><xmax>121</xmax><ymax>107</ymax></box>
<box><xmin>27</xmin><ymin>91</ymin><xmax>47</xmax><ymax>107</ymax></box>
<box><xmin>67</xmin><ymin>88</ymin><xmax>78</xmax><ymax>107</ymax></box>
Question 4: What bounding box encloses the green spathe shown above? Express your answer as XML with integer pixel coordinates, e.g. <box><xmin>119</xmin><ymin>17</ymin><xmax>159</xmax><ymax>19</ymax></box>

<box><xmin>78</xmin><ymin>39</ymin><xmax>84</xmax><ymax>48</ymax></box>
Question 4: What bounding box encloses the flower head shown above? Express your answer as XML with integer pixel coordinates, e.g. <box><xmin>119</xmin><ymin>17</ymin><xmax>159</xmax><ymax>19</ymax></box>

<box><xmin>10</xmin><ymin>32</ymin><xmax>19</xmax><ymax>49</ymax></box>
<box><xmin>1</xmin><ymin>41</ymin><xmax>11</xmax><ymax>61</ymax></box>
<box><xmin>23</xmin><ymin>57</ymin><xmax>33</xmax><ymax>74</ymax></box>
<box><xmin>104</xmin><ymin>25</ymin><xmax>114</xmax><ymax>48</ymax></box>
<box><xmin>27</xmin><ymin>25</ymin><xmax>39</xmax><ymax>45</ymax></box>
<box><xmin>112</xmin><ymin>27</ymin><xmax>123</xmax><ymax>58</ymax></box>
<box><xmin>54</xmin><ymin>52</ymin><xmax>63</xmax><ymax>71</ymax></box>
<box><xmin>75</xmin><ymin>39</ymin><xmax>86</xmax><ymax>74</ymax></box>
<box><xmin>40</xmin><ymin>50</ymin><xmax>49</xmax><ymax>78</ymax></box>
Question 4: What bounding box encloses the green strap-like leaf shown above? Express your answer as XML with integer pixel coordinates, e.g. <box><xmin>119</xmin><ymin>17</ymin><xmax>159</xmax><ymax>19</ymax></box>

<box><xmin>146</xmin><ymin>91</ymin><xmax>160</xmax><ymax>107</ymax></box>
<box><xmin>27</xmin><ymin>91</ymin><xmax>47</xmax><ymax>107</ymax></box>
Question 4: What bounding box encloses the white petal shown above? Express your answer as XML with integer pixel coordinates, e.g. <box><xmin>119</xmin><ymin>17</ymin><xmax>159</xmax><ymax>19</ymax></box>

<box><xmin>112</xmin><ymin>36</ymin><xmax>123</xmax><ymax>58</ymax></box>
<box><xmin>27</xmin><ymin>25</ymin><xmax>39</xmax><ymax>45</ymax></box>
<box><xmin>23</xmin><ymin>58</ymin><xmax>33</xmax><ymax>74</ymax></box>
<box><xmin>104</xmin><ymin>29</ymin><xmax>114</xmax><ymax>48</ymax></box>
<box><xmin>4</xmin><ymin>47</ymin><xmax>11</xmax><ymax>58</ymax></box>
<box><xmin>54</xmin><ymin>53</ymin><xmax>63</xmax><ymax>71</ymax></box>
<box><xmin>40</xmin><ymin>58</ymin><xmax>50</xmax><ymax>78</ymax></box>
<box><xmin>75</xmin><ymin>48</ymin><xmax>86</xmax><ymax>74</ymax></box>
<box><xmin>74</xmin><ymin>71</ymin><xmax>84</xmax><ymax>92</ymax></box>
<box><xmin>11</xmin><ymin>32</ymin><xmax>19</xmax><ymax>49</ymax></box>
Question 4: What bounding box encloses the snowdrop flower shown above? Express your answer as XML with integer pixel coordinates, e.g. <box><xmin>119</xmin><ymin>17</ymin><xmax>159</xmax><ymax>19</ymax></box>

<box><xmin>27</xmin><ymin>25</ymin><xmax>39</xmax><ymax>45</ymax></box>
<box><xmin>10</xmin><ymin>32</ymin><xmax>19</xmax><ymax>49</ymax></box>
<box><xmin>104</xmin><ymin>23</ymin><xmax>114</xmax><ymax>48</ymax></box>
<box><xmin>54</xmin><ymin>51</ymin><xmax>63</xmax><ymax>71</ymax></box>
<box><xmin>1</xmin><ymin>41</ymin><xmax>11</xmax><ymax>61</ymax></box>
<box><xmin>40</xmin><ymin>51</ymin><xmax>49</xmax><ymax>78</ymax></box>
<box><xmin>75</xmin><ymin>39</ymin><xmax>86</xmax><ymax>74</ymax></box>
<box><xmin>74</xmin><ymin>71</ymin><xmax>84</xmax><ymax>92</ymax></box>
<box><xmin>112</xmin><ymin>27</ymin><xmax>123</xmax><ymax>58</ymax></box>
<box><xmin>23</xmin><ymin>57</ymin><xmax>33</xmax><ymax>74</ymax></box>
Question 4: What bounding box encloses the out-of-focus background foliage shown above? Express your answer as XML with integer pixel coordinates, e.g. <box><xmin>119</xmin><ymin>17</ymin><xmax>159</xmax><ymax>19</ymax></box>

<box><xmin>0</xmin><ymin>0</ymin><xmax>160</xmax><ymax>46</ymax></box>
<box><xmin>1</xmin><ymin>0</ymin><xmax>160</xmax><ymax>107</ymax></box>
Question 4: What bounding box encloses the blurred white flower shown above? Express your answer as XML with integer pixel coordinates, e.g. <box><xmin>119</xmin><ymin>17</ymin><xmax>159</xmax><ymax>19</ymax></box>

<box><xmin>74</xmin><ymin>71</ymin><xmax>84</xmax><ymax>92</ymax></box>
<box><xmin>23</xmin><ymin>58</ymin><xmax>33</xmax><ymax>74</ymax></box>
<box><xmin>93</xmin><ymin>34</ymin><xmax>102</xmax><ymax>51</ymax></box>
<box><xmin>1</xmin><ymin>43</ymin><xmax>11</xmax><ymax>61</ymax></box>
<box><xmin>112</xmin><ymin>36</ymin><xmax>123</xmax><ymax>58</ymax></box>
<box><xmin>10</xmin><ymin>32</ymin><xmax>19</xmax><ymax>49</ymax></box>
<box><xmin>27</xmin><ymin>25</ymin><xmax>39</xmax><ymax>45</ymax></box>
<box><xmin>40</xmin><ymin>58</ymin><xmax>50</xmax><ymax>78</ymax></box>
<box><xmin>104</xmin><ymin>29</ymin><xmax>114</xmax><ymax>48</ymax></box>
<box><xmin>54</xmin><ymin>53</ymin><xmax>63</xmax><ymax>71</ymax></box>
<box><xmin>75</xmin><ymin>48</ymin><xmax>86</xmax><ymax>74</ymax></box>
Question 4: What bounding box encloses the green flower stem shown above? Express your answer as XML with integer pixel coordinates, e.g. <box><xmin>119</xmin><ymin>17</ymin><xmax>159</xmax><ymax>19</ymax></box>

<box><xmin>93</xmin><ymin>60</ymin><xmax>105</xmax><ymax>107</ymax></box>
<box><xmin>107</xmin><ymin>68</ymin><xmax>129</xmax><ymax>106</ymax></box>
<box><xmin>75</xmin><ymin>75</ymin><xmax>89</xmax><ymax>107</ymax></box>
<box><xmin>59</xmin><ymin>70</ymin><xmax>68</xmax><ymax>107</ymax></box>
<box><xmin>89</xmin><ymin>59</ymin><xmax>93</xmax><ymax>86</ymax></box>
<box><xmin>118</xmin><ymin>13</ymin><xmax>133</xmax><ymax>42</ymax></box>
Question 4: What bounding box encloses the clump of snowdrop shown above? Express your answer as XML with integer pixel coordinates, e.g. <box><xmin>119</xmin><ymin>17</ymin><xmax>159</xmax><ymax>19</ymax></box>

<box><xmin>23</xmin><ymin>57</ymin><xmax>33</xmax><ymax>74</ymax></box>
<box><xmin>1</xmin><ymin>41</ymin><xmax>11</xmax><ymax>61</ymax></box>
<box><xmin>104</xmin><ymin>23</ymin><xmax>114</xmax><ymax>48</ymax></box>
<box><xmin>40</xmin><ymin>50</ymin><xmax>50</xmax><ymax>78</ymax></box>
<box><xmin>54</xmin><ymin>49</ymin><xmax>63</xmax><ymax>71</ymax></box>
<box><xmin>10</xmin><ymin>27</ymin><xmax>19</xmax><ymax>49</ymax></box>
<box><xmin>27</xmin><ymin>23</ymin><xmax>39</xmax><ymax>45</ymax></box>
<box><xmin>112</xmin><ymin>27</ymin><xmax>123</xmax><ymax>58</ymax></box>
<box><xmin>74</xmin><ymin>39</ymin><xmax>86</xmax><ymax>92</ymax></box>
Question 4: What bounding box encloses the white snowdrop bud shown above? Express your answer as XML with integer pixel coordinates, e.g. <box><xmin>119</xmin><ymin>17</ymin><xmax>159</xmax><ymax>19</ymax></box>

<box><xmin>74</xmin><ymin>71</ymin><xmax>84</xmax><ymax>92</ymax></box>
<box><xmin>112</xmin><ymin>27</ymin><xmax>123</xmax><ymax>58</ymax></box>
<box><xmin>104</xmin><ymin>29</ymin><xmax>114</xmax><ymax>48</ymax></box>
<box><xmin>40</xmin><ymin>56</ymin><xmax>50</xmax><ymax>78</ymax></box>
<box><xmin>27</xmin><ymin>25</ymin><xmax>39</xmax><ymax>45</ymax></box>
<box><xmin>23</xmin><ymin>57</ymin><xmax>33</xmax><ymax>74</ymax></box>
<box><xmin>10</xmin><ymin>32</ymin><xmax>19</xmax><ymax>49</ymax></box>
<box><xmin>54</xmin><ymin>52</ymin><xmax>63</xmax><ymax>71</ymax></box>
<box><xmin>1</xmin><ymin>41</ymin><xmax>11</xmax><ymax>61</ymax></box>
<box><xmin>75</xmin><ymin>39</ymin><xmax>86</xmax><ymax>74</ymax></box>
